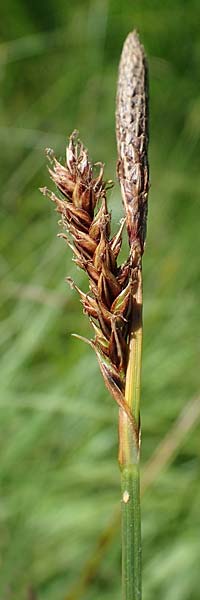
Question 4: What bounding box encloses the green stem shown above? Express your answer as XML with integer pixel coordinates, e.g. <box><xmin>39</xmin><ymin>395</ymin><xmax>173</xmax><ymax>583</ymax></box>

<box><xmin>121</xmin><ymin>464</ymin><xmax>141</xmax><ymax>600</ymax></box>
<box><xmin>119</xmin><ymin>269</ymin><xmax>143</xmax><ymax>600</ymax></box>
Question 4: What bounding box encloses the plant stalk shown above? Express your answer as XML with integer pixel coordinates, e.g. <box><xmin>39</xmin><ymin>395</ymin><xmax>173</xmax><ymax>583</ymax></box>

<box><xmin>119</xmin><ymin>269</ymin><xmax>143</xmax><ymax>600</ymax></box>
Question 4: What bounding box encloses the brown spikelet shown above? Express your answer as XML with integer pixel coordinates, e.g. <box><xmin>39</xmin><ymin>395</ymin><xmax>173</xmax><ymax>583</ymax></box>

<box><xmin>40</xmin><ymin>132</ymin><xmax>136</xmax><ymax>439</ymax></box>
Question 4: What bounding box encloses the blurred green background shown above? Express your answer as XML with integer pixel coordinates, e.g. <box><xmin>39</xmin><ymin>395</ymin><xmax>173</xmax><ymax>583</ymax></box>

<box><xmin>0</xmin><ymin>1</ymin><xmax>200</xmax><ymax>599</ymax></box>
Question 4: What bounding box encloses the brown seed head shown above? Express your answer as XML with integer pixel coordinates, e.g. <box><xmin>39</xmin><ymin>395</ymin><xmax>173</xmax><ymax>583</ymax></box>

<box><xmin>41</xmin><ymin>131</ymin><xmax>140</xmax><ymax>439</ymax></box>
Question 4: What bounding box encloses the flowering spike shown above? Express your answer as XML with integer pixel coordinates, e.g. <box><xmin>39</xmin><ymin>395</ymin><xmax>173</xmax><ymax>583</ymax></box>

<box><xmin>41</xmin><ymin>129</ymin><xmax>146</xmax><ymax>434</ymax></box>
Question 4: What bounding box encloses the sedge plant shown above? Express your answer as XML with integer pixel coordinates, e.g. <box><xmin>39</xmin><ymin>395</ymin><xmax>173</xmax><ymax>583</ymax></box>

<box><xmin>40</xmin><ymin>31</ymin><xmax>149</xmax><ymax>600</ymax></box>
